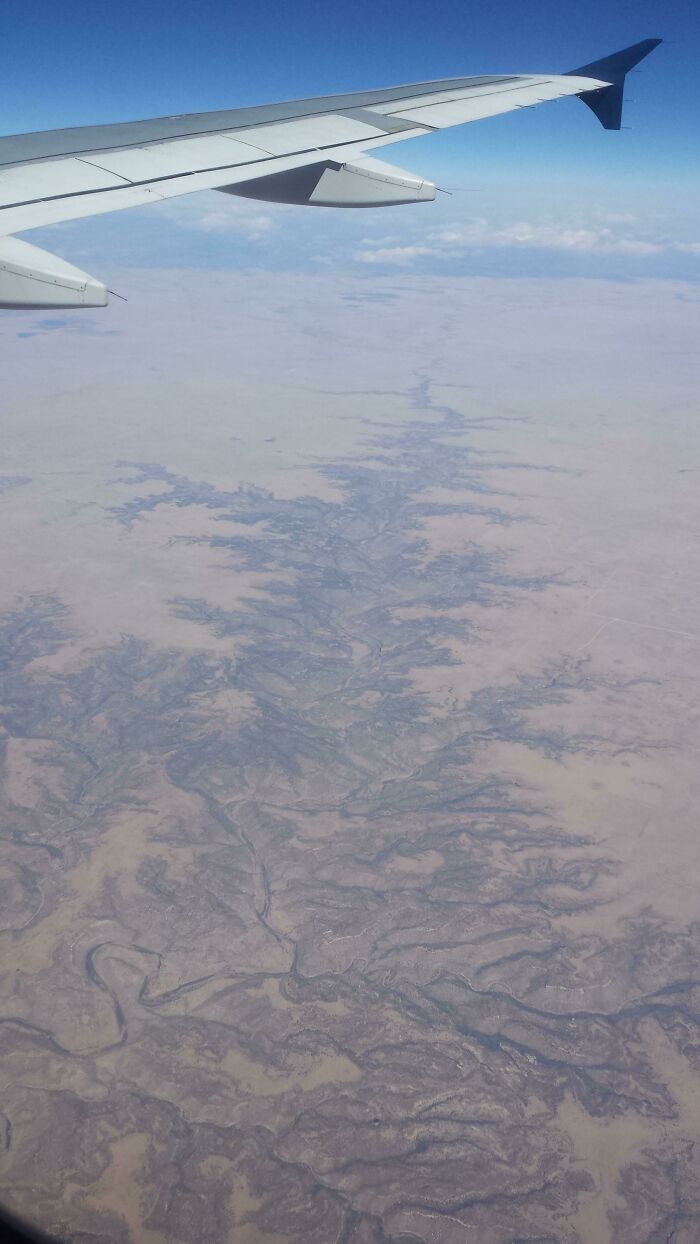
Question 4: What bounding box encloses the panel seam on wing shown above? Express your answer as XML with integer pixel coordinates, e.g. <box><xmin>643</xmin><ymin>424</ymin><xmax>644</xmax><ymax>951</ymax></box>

<box><xmin>0</xmin><ymin>137</ymin><xmax>413</xmax><ymax>211</ymax></box>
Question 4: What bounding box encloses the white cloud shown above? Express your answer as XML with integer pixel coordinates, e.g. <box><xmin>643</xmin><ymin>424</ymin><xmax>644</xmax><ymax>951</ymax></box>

<box><xmin>354</xmin><ymin>244</ymin><xmax>437</xmax><ymax>265</ymax></box>
<box><xmin>352</xmin><ymin>216</ymin><xmax>692</xmax><ymax>266</ymax></box>
<box><xmin>162</xmin><ymin>192</ymin><xmax>278</xmax><ymax>241</ymax></box>
<box><xmin>427</xmin><ymin>220</ymin><xmax>664</xmax><ymax>254</ymax></box>
<box><xmin>184</xmin><ymin>209</ymin><xmax>276</xmax><ymax>239</ymax></box>
<box><xmin>358</xmin><ymin>234</ymin><xmax>403</xmax><ymax>246</ymax></box>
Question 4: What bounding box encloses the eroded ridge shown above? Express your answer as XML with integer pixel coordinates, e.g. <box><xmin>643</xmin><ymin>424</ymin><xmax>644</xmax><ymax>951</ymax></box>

<box><xmin>1</xmin><ymin>391</ymin><xmax>699</xmax><ymax>1244</ymax></box>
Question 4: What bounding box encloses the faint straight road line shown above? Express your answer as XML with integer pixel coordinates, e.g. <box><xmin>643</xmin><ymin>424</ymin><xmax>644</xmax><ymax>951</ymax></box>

<box><xmin>578</xmin><ymin>619</ymin><xmax>611</xmax><ymax>651</ymax></box>
<box><xmin>579</xmin><ymin>610</ymin><xmax>700</xmax><ymax>642</ymax></box>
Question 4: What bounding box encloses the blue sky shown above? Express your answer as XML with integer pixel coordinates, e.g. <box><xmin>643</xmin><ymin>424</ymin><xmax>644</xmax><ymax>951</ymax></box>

<box><xmin>3</xmin><ymin>0</ymin><xmax>698</xmax><ymax>281</ymax></box>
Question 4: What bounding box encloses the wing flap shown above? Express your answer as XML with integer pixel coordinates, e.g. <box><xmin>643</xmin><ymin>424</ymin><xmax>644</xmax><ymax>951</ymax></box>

<box><xmin>0</xmin><ymin>156</ymin><xmax>130</xmax><ymax>206</ymax></box>
<box><xmin>0</xmin><ymin>131</ymin><xmax>428</xmax><ymax>234</ymax></box>
<box><xmin>233</xmin><ymin>114</ymin><xmax>389</xmax><ymax>156</ymax></box>
<box><xmin>0</xmin><ymin>185</ymin><xmax>166</xmax><ymax>234</ymax></box>
<box><xmin>81</xmin><ymin>116</ymin><xmax>390</xmax><ymax>184</ymax></box>
<box><xmin>387</xmin><ymin>75</ymin><xmax>606</xmax><ymax>127</ymax></box>
<box><xmin>82</xmin><ymin>135</ymin><xmax>269</xmax><ymax>181</ymax></box>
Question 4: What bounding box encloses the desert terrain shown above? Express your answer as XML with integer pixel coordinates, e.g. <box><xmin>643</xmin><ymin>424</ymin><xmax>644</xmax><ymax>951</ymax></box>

<box><xmin>1</xmin><ymin>272</ymin><xmax>699</xmax><ymax>1242</ymax></box>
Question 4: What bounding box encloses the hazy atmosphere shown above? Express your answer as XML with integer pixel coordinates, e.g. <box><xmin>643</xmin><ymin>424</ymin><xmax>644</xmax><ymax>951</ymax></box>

<box><xmin>2</xmin><ymin>3</ymin><xmax>700</xmax><ymax>1242</ymax></box>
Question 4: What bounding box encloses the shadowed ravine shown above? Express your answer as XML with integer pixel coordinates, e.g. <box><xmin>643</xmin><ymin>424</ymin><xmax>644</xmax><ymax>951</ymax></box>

<box><xmin>1</xmin><ymin>375</ymin><xmax>699</xmax><ymax>1244</ymax></box>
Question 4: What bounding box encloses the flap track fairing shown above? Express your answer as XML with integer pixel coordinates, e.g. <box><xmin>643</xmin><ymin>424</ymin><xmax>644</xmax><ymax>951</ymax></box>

<box><xmin>219</xmin><ymin>157</ymin><xmax>436</xmax><ymax>208</ymax></box>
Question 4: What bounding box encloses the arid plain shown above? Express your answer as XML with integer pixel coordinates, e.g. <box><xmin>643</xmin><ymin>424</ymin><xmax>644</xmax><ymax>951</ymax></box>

<box><xmin>1</xmin><ymin>272</ymin><xmax>700</xmax><ymax>1243</ymax></box>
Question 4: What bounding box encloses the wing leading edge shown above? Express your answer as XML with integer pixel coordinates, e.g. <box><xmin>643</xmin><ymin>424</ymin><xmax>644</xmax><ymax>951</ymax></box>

<box><xmin>0</xmin><ymin>39</ymin><xmax>661</xmax><ymax>308</ymax></box>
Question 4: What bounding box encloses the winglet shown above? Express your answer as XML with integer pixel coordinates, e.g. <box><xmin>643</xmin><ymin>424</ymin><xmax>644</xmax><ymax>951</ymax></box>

<box><xmin>567</xmin><ymin>38</ymin><xmax>662</xmax><ymax>130</ymax></box>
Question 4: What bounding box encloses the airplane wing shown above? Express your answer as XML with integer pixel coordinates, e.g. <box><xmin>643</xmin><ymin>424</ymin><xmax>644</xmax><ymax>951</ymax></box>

<box><xmin>0</xmin><ymin>38</ymin><xmax>661</xmax><ymax>308</ymax></box>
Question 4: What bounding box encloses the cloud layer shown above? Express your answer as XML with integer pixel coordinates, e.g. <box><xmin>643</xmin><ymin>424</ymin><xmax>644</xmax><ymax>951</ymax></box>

<box><xmin>34</xmin><ymin>180</ymin><xmax>700</xmax><ymax>284</ymax></box>
<box><xmin>162</xmin><ymin>190</ymin><xmax>700</xmax><ymax>278</ymax></box>
<box><xmin>354</xmin><ymin>217</ymin><xmax>700</xmax><ymax>265</ymax></box>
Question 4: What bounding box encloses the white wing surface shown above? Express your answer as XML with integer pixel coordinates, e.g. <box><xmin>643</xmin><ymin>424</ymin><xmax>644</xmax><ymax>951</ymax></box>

<box><xmin>0</xmin><ymin>39</ymin><xmax>661</xmax><ymax>308</ymax></box>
